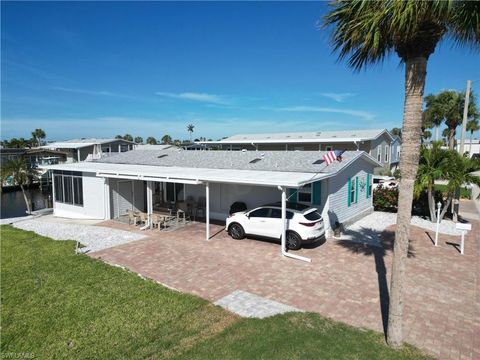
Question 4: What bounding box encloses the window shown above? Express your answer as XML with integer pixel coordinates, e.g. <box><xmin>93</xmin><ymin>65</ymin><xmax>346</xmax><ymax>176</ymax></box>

<box><xmin>297</xmin><ymin>183</ymin><xmax>312</xmax><ymax>203</ymax></box>
<box><xmin>304</xmin><ymin>211</ymin><xmax>321</xmax><ymax>221</ymax></box>
<box><xmin>53</xmin><ymin>171</ymin><xmax>83</xmax><ymax>206</ymax></box>
<box><xmin>249</xmin><ymin>208</ymin><xmax>270</xmax><ymax>218</ymax></box>
<box><xmin>385</xmin><ymin>145</ymin><xmax>389</xmax><ymax>163</ymax></box>
<box><xmin>368</xmin><ymin>174</ymin><xmax>373</xmax><ymax>198</ymax></box>
<box><xmin>325</xmin><ymin>145</ymin><xmax>333</xmax><ymax>151</ymax></box>
<box><xmin>270</xmin><ymin>208</ymin><xmax>294</xmax><ymax>219</ymax></box>
<box><xmin>350</xmin><ymin>177</ymin><xmax>357</xmax><ymax>205</ymax></box>
<box><xmin>377</xmin><ymin>146</ymin><xmax>382</xmax><ymax>162</ymax></box>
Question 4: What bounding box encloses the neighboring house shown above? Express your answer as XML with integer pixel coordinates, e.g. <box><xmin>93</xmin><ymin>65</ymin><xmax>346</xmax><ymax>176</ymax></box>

<box><xmin>456</xmin><ymin>138</ymin><xmax>480</xmax><ymax>158</ymax></box>
<box><xmin>197</xmin><ymin>129</ymin><xmax>400</xmax><ymax>174</ymax></box>
<box><xmin>0</xmin><ymin>148</ymin><xmax>67</xmax><ymax>167</ymax></box>
<box><xmin>42</xmin><ymin>149</ymin><xmax>380</xmax><ymax>237</ymax></box>
<box><xmin>0</xmin><ymin>148</ymin><xmax>25</xmax><ymax>164</ymax></box>
<box><xmin>40</xmin><ymin>138</ymin><xmax>136</xmax><ymax>162</ymax></box>
<box><xmin>390</xmin><ymin>135</ymin><xmax>401</xmax><ymax>171</ymax></box>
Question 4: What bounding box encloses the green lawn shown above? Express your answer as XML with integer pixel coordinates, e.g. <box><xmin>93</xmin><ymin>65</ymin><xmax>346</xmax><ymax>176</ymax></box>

<box><xmin>1</xmin><ymin>226</ymin><xmax>431</xmax><ymax>359</ymax></box>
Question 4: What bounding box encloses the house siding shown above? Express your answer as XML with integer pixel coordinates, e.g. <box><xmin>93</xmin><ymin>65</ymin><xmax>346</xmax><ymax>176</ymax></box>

<box><xmin>325</xmin><ymin>157</ymin><xmax>374</xmax><ymax>229</ymax></box>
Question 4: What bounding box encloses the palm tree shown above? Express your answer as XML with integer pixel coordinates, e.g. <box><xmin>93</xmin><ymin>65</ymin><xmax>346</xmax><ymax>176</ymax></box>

<box><xmin>390</xmin><ymin>127</ymin><xmax>402</xmax><ymax>138</ymax></box>
<box><xmin>123</xmin><ymin>134</ymin><xmax>133</xmax><ymax>142</ymax></box>
<box><xmin>466</xmin><ymin>118</ymin><xmax>479</xmax><ymax>156</ymax></box>
<box><xmin>1</xmin><ymin>159</ymin><xmax>37</xmax><ymax>213</ymax></box>
<box><xmin>161</xmin><ymin>135</ymin><xmax>172</xmax><ymax>145</ymax></box>
<box><xmin>145</xmin><ymin>137</ymin><xmax>157</xmax><ymax>145</ymax></box>
<box><xmin>134</xmin><ymin>136</ymin><xmax>143</xmax><ymax>144</ymax></box>
<box><xmin>31</xmin><ymin>128</ymin><xmax>46</xmax><ymax>147</ymax></box>
<box><xmin>324</xmin><ymin>0</ymin><xmax>480</xmax><ymax>347</ymax></box>
<box><xmin>187</xmin><ymin>124</ymin><xmax>195</xmax><ymax>142</ymax></box>
<box><xmin>115</xmin><ymin>135</ymin><xmax>123</xmax><ymax>140</ymax></box>
<box><xmin>423</xmin><ymin>90</ymin><xmax>477</xmax><ymax>150</ymax></box>
<box><xmin>414</xmin><ymin>142</ymin><xmax>449</xmax><ymax>221</ymax></box>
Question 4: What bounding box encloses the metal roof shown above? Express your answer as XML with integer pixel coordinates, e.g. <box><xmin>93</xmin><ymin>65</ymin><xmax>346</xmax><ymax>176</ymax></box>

<box><xmin>40</xmin><ymin>138</ymin><xmax>134</xmax><ymax>149</ymax></box>
<box><xmin>42</xmin><ymin>149</ymin><xmax>380</xmax><ymax>188</ymax></box>
<box><xmin>197</xmin><ymin>129</ymin><xmax>393</xmax><ymax>144</ymax></box>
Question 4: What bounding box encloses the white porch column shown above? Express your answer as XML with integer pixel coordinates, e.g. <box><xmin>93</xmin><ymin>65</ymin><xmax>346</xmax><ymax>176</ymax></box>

<box><xmin>205</xmin><ymin>182</ymin><xmax>210</xmax><ymax>240</ymax></box>
<box><xmin>279</xmin><ymin>186</ymin><xmax>311</xmax><ymax>263</ymax></box>
<box><xmin>104</xmin><ymin>178</ymin><xmax>111</xmax><ymax>220</ymax></box>
<box><xmin>147</xmin><ymin>181</ymin><xmax>153</xmax><ymax>228</ymax></box>
<box><xmin>77</xmin><ymin>149</ymin><xmax>81</xmax><ymax>162</ymax></box>
<box><xmin>118</xmin><ymin>144</ymin><xmax>121</xmax><ymax>153</ymax></box>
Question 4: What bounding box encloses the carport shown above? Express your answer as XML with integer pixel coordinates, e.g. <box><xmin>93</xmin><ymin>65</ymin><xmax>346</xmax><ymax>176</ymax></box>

<box><xmin>50</xmin><ymin>161</ymin><xmax>329</xmax><ymax>262</ymax></box>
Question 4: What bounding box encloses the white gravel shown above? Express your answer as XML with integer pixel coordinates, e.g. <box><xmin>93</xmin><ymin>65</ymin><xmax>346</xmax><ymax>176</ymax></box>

<box><xmin>337</xmin><ymin>211</ymin><xmax>464</xmax><ymax>247</ymax></box>
<box><xmin>13</xmin><ymin>219</ymin><xmax>146</xmax><ymax>253</ymax></box>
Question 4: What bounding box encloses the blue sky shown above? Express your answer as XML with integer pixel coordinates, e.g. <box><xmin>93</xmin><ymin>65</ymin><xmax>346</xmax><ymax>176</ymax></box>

<box><xmin>2</xmin><ymin>1</ymin><xmax>479</xmax><ymax>141</ymax></box>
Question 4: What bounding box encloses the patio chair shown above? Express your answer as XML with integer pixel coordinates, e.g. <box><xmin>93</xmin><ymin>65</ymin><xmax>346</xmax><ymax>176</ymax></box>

<box><xmin>150</xmin><ymin>214</ymin><xmax>164</xmax><ymax>231</ymax></box>
<box><xmin>176</xmin><ymin>202</ymin><xmax>191</xmax><ymax>225</ymax></box>
<box><xmin>127</xmin><ymin>209</ymin><xmax>139</xmax><ymax>226</ymax></box>
<box><xmin>138</xmin><ymin>212</ymin><xmax>149</xmax><ymax>226</ymax></box>
<box><xmin>196</xmin><ymin>196</ymin><xmax>206</xmax><ymax>219</ymax></box>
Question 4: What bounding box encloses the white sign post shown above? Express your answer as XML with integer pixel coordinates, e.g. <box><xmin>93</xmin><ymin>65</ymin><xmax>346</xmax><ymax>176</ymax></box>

<box><xmin>455</xmin><ymin>223</ymin><xmax>472</xmax><ymax>255</ymax></box>
<box><xmin>434</xmin><ymin>202</ymin><xmax>441</xmax><ymax>246</ymax></box>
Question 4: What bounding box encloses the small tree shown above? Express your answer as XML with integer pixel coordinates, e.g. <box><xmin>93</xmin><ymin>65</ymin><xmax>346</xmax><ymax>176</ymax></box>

<box><xmin>115</xmin><ymin>135</ymin><xmax>123</xmax><ymax>140</ymax></box>
<box><xmin>146</xmin><ymin>137</ymin><xmax>157</xmax><ymax>145</ymax></box>
<box><xmin>123</xmin><ymin>134</ymin><xmax>133</xmax><ymax>142</ymax></box>
<box><xmin>134</xmin><ymin>136</ymin><xmax>143</xmax><ymax>144</ymax></box>
<box><xmin>161</xmin><ymin>135</ymin><xmax>172</xmax><ymax>144</ymax></box>
<box><xmin>1</xmin><ymin>159</ymin><xmax>37</xmax><ymax>213</ymax></box>
<box><xmin>31</xmin><ymin>129</ymin><xmax>46</xmax><ymax>147</ymax></box>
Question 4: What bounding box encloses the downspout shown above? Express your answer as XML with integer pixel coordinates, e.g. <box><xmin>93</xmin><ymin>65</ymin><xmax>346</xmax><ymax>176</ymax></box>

<box><xmin>279</xmin><ymin>186</ymin><xmax>311</xmax><ymax>263</ymax></box>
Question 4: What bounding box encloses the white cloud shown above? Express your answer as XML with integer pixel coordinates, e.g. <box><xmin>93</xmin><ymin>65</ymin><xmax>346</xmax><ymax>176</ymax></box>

<box><xmin>274</xmin><ymin>106</ymin><xmax>375</xmax><ymax>121</ymax></box>
<box><xmin>52</xmin><ymin>86</ymin><xmax>128</xmax><ymax>98</ymax></box>
<box><xmin>319</xmin><ymin>92</ymin><xmax>355</xmax><ymax>103</ymax></box>
<box><xmin>155</xmin><ymin>91</ymin><xmax>229</xmax><ymax>105</ymax></box>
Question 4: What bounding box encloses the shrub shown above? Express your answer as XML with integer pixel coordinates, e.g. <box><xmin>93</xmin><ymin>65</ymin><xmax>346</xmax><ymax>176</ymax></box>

<box><xmin>373</xmin><ymin>186</ymin><xmax>398</xmax><ymax>212</ymax></box>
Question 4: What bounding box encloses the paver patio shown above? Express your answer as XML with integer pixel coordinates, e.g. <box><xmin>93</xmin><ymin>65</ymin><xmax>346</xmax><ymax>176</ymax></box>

<box><xmin>92</xmin><ymin>217</ymin><xmax>479</xmax><ymax>360</ymax></box>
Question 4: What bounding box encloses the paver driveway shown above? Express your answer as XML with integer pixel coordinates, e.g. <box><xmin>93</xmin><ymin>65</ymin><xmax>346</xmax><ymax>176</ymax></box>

<box><xmin>92</xmin><ymin>219</ymin><xmax>479</xmax><ymax>360</ymax></box>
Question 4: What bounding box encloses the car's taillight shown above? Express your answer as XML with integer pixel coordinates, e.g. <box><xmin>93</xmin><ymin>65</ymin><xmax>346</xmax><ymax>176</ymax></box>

<box><xmin>299</xmin><ymin>222</ymin><xmax>316</xmax><ymax>227</ymax></box>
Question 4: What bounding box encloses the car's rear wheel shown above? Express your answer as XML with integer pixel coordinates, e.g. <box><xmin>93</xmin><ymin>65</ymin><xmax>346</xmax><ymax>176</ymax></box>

<box><xmin>229</xmin><ymin>223</ymin><xmax>245</xmax><ymax>240</ymax></box>
<box><xmin>286</xmin><ymin>231</ymin><xmax>302</xmax><ymax>250</ymax></box>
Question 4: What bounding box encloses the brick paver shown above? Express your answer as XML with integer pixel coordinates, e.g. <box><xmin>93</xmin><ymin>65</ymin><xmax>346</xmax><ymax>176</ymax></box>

<box><xmin>92</xmin><ymin>219</ymin><xmax>479</xmax><ymax>359</ymax></box>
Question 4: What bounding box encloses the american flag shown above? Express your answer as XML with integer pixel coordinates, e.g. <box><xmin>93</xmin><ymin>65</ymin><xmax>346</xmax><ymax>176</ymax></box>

<box><xmin>323</xmin><ymin>149</ymin><xmax>344</xmax><ymax>165</ymax></box>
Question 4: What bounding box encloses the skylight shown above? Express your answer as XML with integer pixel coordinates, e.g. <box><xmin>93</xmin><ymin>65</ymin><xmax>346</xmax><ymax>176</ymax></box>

<box><xmin>313</xmin><ymin>159</ymin><xmax>324</xmax><ymax>165</ymax></box>
<box><xmin>157</xmin><ymin>154</ymin><xmax>168</xmax><ymax>159</ymax></box>
<box><xmin>249</xmin><ymin>158</ymin><xmax>262</xmax><ymax>164</ymax></box>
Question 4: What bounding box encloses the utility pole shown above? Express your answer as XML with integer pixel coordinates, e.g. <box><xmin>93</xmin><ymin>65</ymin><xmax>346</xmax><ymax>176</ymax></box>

<box><xmin>459</xmin><ymin>80</ymin><xmax>471</xmax><ymax>155</ymax></box>
<box><xmin>453</xmin><ymin>80</ymin><xmax>472</xmax><ymax>222</ymax></box>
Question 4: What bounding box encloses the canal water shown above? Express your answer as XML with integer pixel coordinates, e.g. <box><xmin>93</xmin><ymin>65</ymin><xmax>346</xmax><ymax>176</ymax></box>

<box><xmin>1</xmin><ymin>186</ymin><xmax>52</xmax><ymax>219</ymax></box>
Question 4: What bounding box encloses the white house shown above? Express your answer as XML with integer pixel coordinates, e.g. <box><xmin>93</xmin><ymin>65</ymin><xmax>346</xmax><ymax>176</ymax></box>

<box><xmin>43</xmin><ymin>149</ymin><xmax>380</xmax><ymax>238</ymax></box>
<box><xmin>198</xmin><ymin>128</ymin><xmax>400</xmax><ymax>174</ymax></box>
<box><xmin>40</xmin><ymin>138</ymin><xmax>136</xmax><ymax>162</ymax></box>
<box><xmin>456</xmin><ymin>138</ymin><xmax>480</xmax><ymax>158</ymax></box>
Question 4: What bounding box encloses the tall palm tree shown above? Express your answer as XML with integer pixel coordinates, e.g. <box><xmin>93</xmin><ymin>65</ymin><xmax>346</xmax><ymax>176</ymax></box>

<box><xmin>324</xmin><ymin>0</ymin><xmax>480</xmax><ymax>347</ymax></box>
<box><xmin>424</xmin><ymin>90</ymin><xmax>477</xmax><ymax>150</ymax></box>
<box><xmin>1</xmin><ymin>159</ymin><xmax>37</xmax><ymax>213</ymax></box>
<box><xmin>187</xmin><ymin>124</ymin><xmax>195</xmax><ymax>142</ymax></box>
<box><xmin>466</xmin><ymin>118</ymin><xmax>479</xmax><ymax>156</ymax></box>
<box><xmin>31</xmin><ymin>128</ymin><xmax>46</xmax><ymax>147</ymax></box>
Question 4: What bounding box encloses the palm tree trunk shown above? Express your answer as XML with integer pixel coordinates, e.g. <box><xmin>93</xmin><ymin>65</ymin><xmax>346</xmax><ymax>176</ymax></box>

<box><xmin>20</xmin><ymin>184</ymin><xmax>32</xmax><ymax>214</ymax></box>
<box><xmin>448</xmin><ymin>128</ymin><xmax>456</xmax><ymax>150</ymax></box>
<box><xmin>439</xmin><ymin>195</ymin><xmax>452</xmax><ymax>221</ymax></box>
<box><xmin>469</xmin><ymin>131</ymin><xmax>473</xmax><ymax>157</ymax></box>
<box><xmin>387</xmin><ymin>56</ymin><xmax>427</xmax><ymax>347</ymax></box>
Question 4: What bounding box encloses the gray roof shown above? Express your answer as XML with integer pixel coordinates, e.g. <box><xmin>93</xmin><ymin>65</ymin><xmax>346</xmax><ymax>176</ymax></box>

<box><xmin>199</xmin><ymin>129</ymin><xmax>392</xmax><ymax>144</ymax></box>
<box><xmin>96</xmin><ymin>149</ymin><xmax>379</xmax><ymax>174</ymax></box>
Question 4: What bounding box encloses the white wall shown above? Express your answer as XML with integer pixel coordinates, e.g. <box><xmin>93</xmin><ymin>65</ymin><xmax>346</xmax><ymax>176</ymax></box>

<box><xmin>185</xmin><ymin>182</ymin><xmax>281</xmax><ymax>220</ymax></box>
<box><xmin>53</xmin><ymin>172</ymin><xmax>106</xmax><ymax>219</ymax></box>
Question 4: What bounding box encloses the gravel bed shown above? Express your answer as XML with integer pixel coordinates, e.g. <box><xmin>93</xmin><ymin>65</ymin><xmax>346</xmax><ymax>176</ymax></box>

<box><xmin>337</xmin><ymin>211</ymin><xmax>463</xmax><ymax>247</ymax></box>
<box><xmin>13</xmin><ymin>219</ymin><xmax>146</xmax><ymax>253</ymax></box>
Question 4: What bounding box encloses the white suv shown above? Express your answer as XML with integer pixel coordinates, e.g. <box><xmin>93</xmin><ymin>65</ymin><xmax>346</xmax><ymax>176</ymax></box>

<box><xmin>225</xmin><ymin>202</ymin><xmax>325</xmax><ymax>250</ymax></box>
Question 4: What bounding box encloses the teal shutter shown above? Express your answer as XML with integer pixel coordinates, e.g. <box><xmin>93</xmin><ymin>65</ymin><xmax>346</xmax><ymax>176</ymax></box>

<box><xmin>312</xmin><ymin>181</ymin><xmax>321</xmax><ymax>205</ymax></box>
<box><xmin>347</xmin><ymin>178</ymin><xmax>351</xmax><ymax>207</ymax></box>
<box><xmin>366</xmin><ymin>174</ymin><xmax>370</xmax><ymax>199</ymax></box>
<box><xmin>355</xmin><ymin>176</ymin><xmax>359</xmax><ymax>203</ymax></box>
<box><xmin>288</xmin><ymin>188</ymin><xmax>297</xmax><ymax>203</ymax></box>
